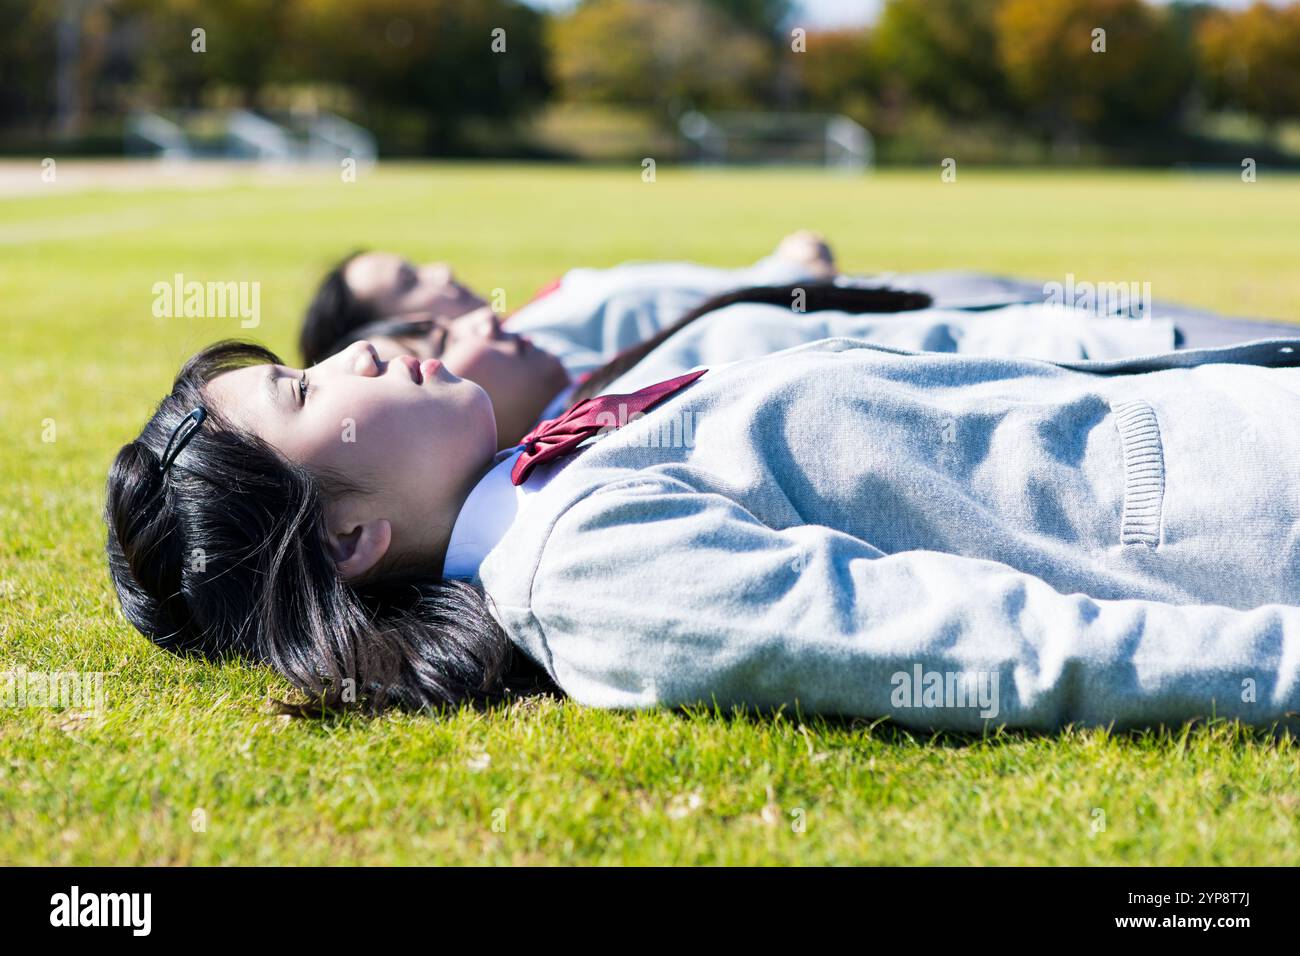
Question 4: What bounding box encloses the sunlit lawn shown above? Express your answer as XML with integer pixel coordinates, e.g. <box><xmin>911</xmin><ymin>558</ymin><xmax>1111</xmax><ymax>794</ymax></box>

<box><xmin>2</xmin><ymin>161</ymin><xmax>1299</xmax><ymax>865</ymax></box>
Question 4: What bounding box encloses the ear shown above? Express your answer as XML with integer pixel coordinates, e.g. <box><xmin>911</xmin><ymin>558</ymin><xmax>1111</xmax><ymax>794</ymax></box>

<box><xmin>327</xmin><ymin>518</ymin><xmax>393</xmax><ymax>581</ymax></box>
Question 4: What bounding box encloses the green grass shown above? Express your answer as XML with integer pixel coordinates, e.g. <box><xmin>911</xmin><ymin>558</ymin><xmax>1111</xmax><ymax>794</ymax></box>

<box><xmin>3</xmin><ymin>162</ymin><xmax>1300</xmax><ymax>865</ymax></box>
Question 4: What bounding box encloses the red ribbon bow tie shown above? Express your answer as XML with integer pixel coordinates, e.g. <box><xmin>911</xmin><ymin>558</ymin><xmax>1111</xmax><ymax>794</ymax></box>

<box><xmin>511</xmin><ymin>368</ymin><xmax>707</xmax><ymax>485</ymax></box>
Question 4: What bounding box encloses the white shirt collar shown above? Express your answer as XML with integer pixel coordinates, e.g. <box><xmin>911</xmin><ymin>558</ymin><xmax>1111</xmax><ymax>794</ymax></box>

<box><xmin>441</xmin><ymin>446</ymin><xmax>568</xmax><ymax>580</ymax></box>
<box><xmin>445</xmin><ymin>364</ymin><xmax>712</xmax><ymax>579</ymax></box>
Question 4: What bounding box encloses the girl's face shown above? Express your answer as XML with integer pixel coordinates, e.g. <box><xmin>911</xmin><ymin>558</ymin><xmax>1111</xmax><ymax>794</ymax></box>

<box><xmin>205</xmin><ymin>340</ymin><xmax>498</xmax><ymax>575</ymax></box>
<box><xmin>368</xmin><ymin>306</ymin><xmax>570</xmax><ymax>447</ymax></box>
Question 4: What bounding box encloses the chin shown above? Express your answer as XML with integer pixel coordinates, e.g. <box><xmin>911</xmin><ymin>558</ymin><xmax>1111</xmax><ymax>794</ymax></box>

<box><xmin>545</xmin><ymin>360</ymin><xmax>570</xmax><ymax>392</ymax></box>
<box><xmin>467</xmin><ymin>378</ymin><xmax>492</xmax><ymax>413</ymax></box>
<box><xmin>472</xmin><ymin>389</ymin><xmax>500</xmax><ymax>450</ymax></box>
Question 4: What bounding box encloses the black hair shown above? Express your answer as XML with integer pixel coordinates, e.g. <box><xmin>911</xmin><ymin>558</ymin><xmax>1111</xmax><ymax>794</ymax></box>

<box><xmin>300</xmin><ymin>250</ymin><xmax>380</xmax><ymax>368</ymax></box>
<box><xmin>571</xmin><ymin>281</ymin><xmax>933</xmax><ymax>403</ymax></box>
<box><xmin>104</xmin><ymin>340</ymin><xmax>561</xmax><ymax>716</ymax></box>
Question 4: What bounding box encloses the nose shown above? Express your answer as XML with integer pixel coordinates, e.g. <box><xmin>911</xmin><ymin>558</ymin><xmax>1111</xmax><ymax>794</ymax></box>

<box><xmin>423</xmin><ymin>261</ymin><xmax>454</xmax><ymax>286</ymax></box>
<box><xmin>465</xmin><ymin>307</ymin><xmax>504</xmax><ymax>339</ymax></box>
<box><xmin>344</xmin><ymin>339</ymin><xmax>383</xmax><ymax>376</ymax></box>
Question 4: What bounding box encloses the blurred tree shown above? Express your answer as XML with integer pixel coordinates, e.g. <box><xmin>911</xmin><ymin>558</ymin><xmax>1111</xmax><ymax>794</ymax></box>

<box><xmin>995</xmin><ymin>0</ymin><xmax>1195</xmax><ymax>139</ymax></box>
<box><xmin>796</xmin><ymin>28</ymin><xmax>877</xmax><ymax>127</ymax></box>
<box><xmin>0</xmin><ymin>0</ymin><xmax>61</xmax><ymax>128</ymax></box>
<box><xmin>872</xmin><ymin>0</ymin><xmax>1015</xmax><ymax>120</ymax></box>
<box><xmin>12</xmin><ymin>0</ymin><xmax>547</xmax><ymax>153</ymax></box>
<box><xmin>547</xmin><ymin>0</ymin><xmax>772</xmax><ymax>124</ymax></box>
<box><xmin>703</xmin><ymin>0</ymin><xmax>794</xmax><ymax>42</ymax></box>
<box><xmin>7</xmin><ymin>0</ymin><xmax>1299</xmax><ymax>163</ymax></box>
<box><xmin>120</xmin><ymin>0</ymin><xmax>299</xmax><ymax>109</ymax></box>
<box><xmin>294</xmin><ymin>0</ymin><xmax>548</xmax><ymax>152</ymax></box>
<box><xmin>1198</xmin><ymin>1</ymin><xmax>1300</xmax><ymax>129</ymax></box>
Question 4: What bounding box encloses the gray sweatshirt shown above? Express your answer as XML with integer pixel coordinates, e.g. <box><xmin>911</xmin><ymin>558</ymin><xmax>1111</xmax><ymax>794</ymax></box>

<box><xmin>477</xmin><ymin>337</ymin><xmax>1300</xmax><ymax>732</ymax></box>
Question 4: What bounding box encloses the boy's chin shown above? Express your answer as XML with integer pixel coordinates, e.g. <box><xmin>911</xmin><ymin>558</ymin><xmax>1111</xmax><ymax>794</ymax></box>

<box><xmin>548</xmin><ymin>360</ymin><xmax>571</xmax><ymax>389</ymax></box>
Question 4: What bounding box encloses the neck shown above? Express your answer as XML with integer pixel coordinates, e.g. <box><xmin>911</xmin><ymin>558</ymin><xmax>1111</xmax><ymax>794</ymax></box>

<box><xmin>394</xmin><ymin>452</ymin><xmax>498</xmax><ymax>576</ymax></box>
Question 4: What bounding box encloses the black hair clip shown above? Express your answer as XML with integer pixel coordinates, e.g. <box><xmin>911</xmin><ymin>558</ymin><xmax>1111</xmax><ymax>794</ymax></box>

<box><xmin>159</xmin><ymin>407</ymin><xmax>207</xmax><ymax>473</ymax></box>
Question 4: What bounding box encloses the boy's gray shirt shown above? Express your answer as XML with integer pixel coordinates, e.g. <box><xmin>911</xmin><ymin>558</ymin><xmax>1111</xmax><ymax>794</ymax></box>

<box><xmin>504</xmin><ymin>254</ymin><xmax>817</xmax><ymax>376</ymax></box>
<box><xmin>604</xmin><ymin>301</ymin><xmax>1175</xmax><ymax>392</ymax></box>
<box><xmin>505</xmin><ymin>258</ymin><xmax>1181</xmax><ymax>376</ymax></box>
<box><xmin>477</xmin><ymin>337</ymin><xmax>1300</xmax><ymax>732</ymax></box>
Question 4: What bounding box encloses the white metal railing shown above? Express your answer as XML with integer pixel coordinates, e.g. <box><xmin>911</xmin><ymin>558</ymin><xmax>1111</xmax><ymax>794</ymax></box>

<box><xmin>123</xmin><ymin>109</ymin><xmax>378</xmax><ymax>165</ymax></box>
<box><xmin>678</xmin><ymin>110</ymin><xmax>872</xmax><ymax>171</ymax></box>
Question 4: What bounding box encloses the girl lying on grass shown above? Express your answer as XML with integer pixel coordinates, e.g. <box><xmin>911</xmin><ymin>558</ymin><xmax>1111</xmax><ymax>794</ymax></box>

<box><xmin>105</xmin><ymin>305</ymin><xmax>1300</xmax><ymax>730</ymax></box>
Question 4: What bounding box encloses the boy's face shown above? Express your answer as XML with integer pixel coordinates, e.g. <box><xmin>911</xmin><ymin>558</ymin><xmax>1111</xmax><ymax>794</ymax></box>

<box><xmin>345</xmin><ymin>251</ymin><xmax>487</xmax><ymax>323</ymax></box>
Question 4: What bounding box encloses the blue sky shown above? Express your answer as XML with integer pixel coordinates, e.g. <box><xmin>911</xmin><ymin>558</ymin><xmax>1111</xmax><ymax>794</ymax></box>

<box><xmin>522</xmin><ymin>0</ymin><xmax>1262</xmax><ymax>30</ymax></box>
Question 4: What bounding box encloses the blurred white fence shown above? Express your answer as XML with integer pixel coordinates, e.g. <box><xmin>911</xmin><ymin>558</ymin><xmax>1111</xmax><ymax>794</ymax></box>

<box><xmin>125</xmin><ymin>109</ymin><xmax>377</xmax><ymax>166</ymax></box>
<box><xmin>678</xmin><ymin>110</ymin><xmax>872</xmax><ymax>171</ymax></box>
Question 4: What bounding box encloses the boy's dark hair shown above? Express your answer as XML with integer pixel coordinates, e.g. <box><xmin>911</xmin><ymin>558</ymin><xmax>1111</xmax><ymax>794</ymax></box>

<box><xmin>300</xmin><ymin>251</ymin><xmax>380</xmax><ymax>368</ymax></box>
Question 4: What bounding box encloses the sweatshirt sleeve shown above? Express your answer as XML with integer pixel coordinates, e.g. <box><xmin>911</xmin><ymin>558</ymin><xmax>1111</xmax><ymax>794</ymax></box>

<box><xmin>527</xmin><ymin>477</ymin><xmax>1300</xmax><ymax>732</ymax></box>
<box><xmin>503</xmin><ymin>255</ymin><xmax>825</xmax><ymax>375</ymax></box>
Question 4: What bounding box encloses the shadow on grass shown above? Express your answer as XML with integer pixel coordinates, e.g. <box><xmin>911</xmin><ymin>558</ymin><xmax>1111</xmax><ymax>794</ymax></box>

<box><xmin>265</xmin><ymin>676</ymin><xmax>1299</xmax><ymax>754</ymax></box>
<box><xmin>147</xmin><ymin>640</ymin><xmax>1298</xmax><ymax>751</ymax></box>
<box><xmin>664</xmin><ymin>697</ymin><xmax>1300</xmax><ymax>752</ymax></box>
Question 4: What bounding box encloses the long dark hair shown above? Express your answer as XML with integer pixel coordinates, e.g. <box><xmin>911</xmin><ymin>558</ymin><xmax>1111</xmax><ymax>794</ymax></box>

<box><xmin>104</xmin><ymin>340</ymin><xmax>560</xmax><ymax>716</ymax></box>
<box><xmin>570</xmin><ymin>281</ymin><xmax>933</xmax><ymax>403</ymax></box>
<box><xmin>300</xmin><ymin>250</ymin><xmax>377</xmax><ymax>368</ymax></box>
